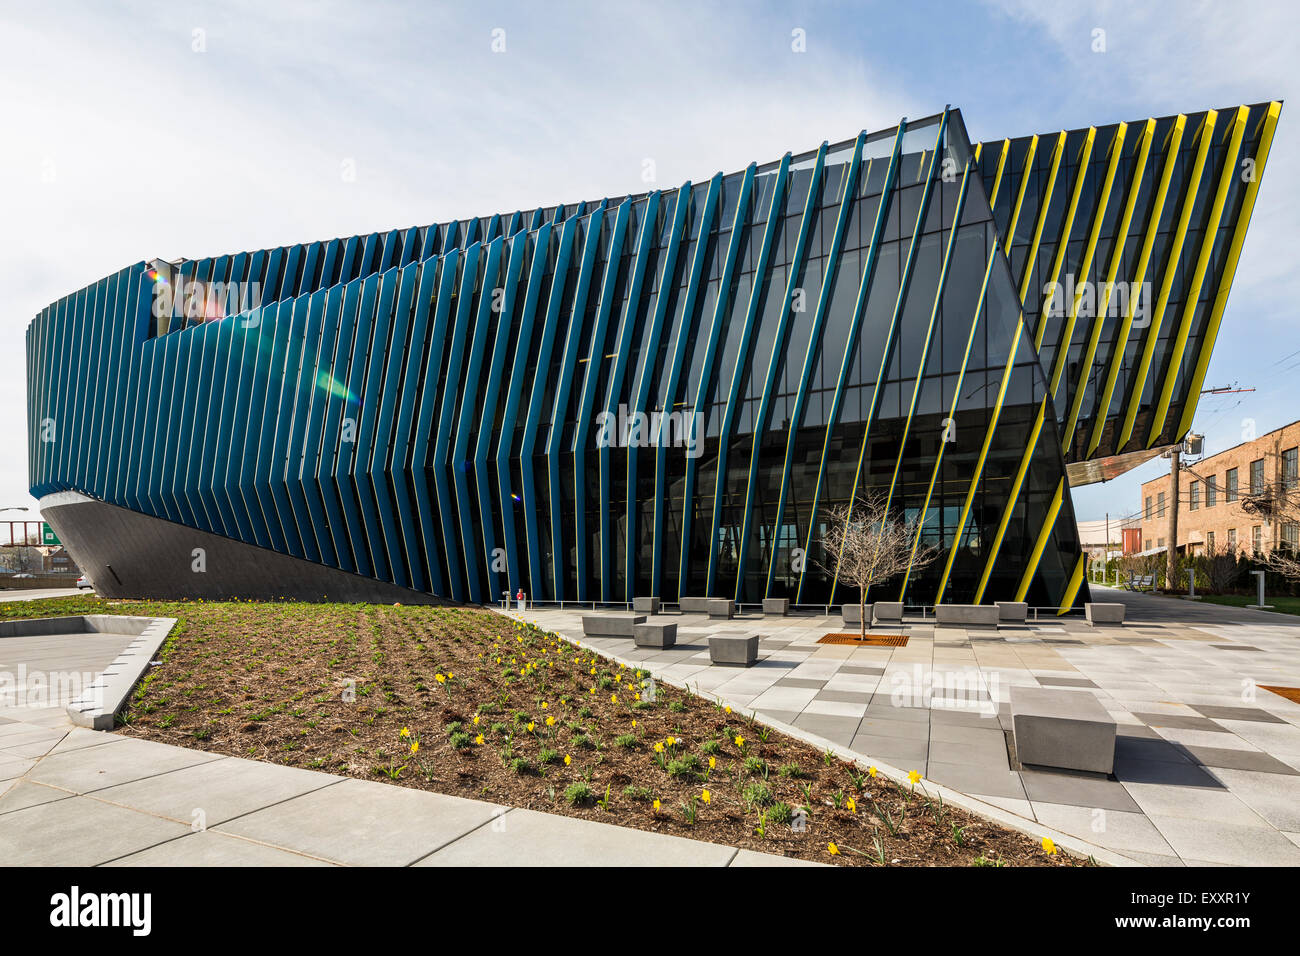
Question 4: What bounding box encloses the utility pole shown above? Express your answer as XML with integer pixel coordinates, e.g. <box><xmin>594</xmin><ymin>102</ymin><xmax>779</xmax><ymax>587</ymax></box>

<box><xmin>1167</xmin><ymin>446</ymin><xmax>1180</xmax><ymax>587</ymax></box>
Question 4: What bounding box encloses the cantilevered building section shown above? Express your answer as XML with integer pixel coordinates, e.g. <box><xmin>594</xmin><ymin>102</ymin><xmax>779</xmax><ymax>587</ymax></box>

<box><xmin>26</xmin><ymin>102</ymin><xmax>1280</xmax><ymax>611</ymax></box>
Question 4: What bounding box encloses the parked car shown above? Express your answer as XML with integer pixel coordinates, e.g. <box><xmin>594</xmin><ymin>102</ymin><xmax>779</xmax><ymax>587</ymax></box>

<box><xmin>76</xmin><ymin>575</ymin><xmax>93</xmax><ymax>590</ymax></box>
<box><xmin>13</xmin><ymin>573</ymin><xmax>34</xmax><ymax>579</ymax></box>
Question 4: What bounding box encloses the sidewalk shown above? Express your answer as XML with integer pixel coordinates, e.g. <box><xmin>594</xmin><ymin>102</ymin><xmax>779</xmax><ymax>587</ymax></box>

<box><xmin>0</xmin><ymin>708</ymin><xmax>816</xmax><ymax>867</ymax></box>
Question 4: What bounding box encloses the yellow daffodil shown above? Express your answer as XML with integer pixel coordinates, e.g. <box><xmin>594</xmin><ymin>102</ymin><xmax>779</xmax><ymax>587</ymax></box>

<box><xmin>735</xmin><ymin>735</ymin><xmax>744</xmax><ymax>747</ymax></box>
<box><xmin>473</xmin><ymin>715</ymin><xmax>480</xmax><ymax>725</ymax></box>
<box><xmin>527</xmin><ymin>721</ymin><xmax>535</xmax><ymax>732</ymax></box>
<box><xmin>666</xmin><ymin>735</ymin><xmax>676</xmax><ymax>746</ymax></box>
<box><xmin>908</xmin><ymin>770</ymin><xmax>922</xmax><ymax>785</ymax></box>
<box><xmin>410</xmin><ymin>741</ymin><xmax>419</xmax><ymax>754</ymax></box>
<box><xmin>400</xmin><ymin>727</ymin><xmax>410</xmax><ymax>738</ymax></box>
<box><xmin>546</xmin><ymin>716</ymin><xmax>555</xmax><ymax>727</ymax></box>
<box><xmin>634</xmin><ymin>692</ymin><xmax>641</xmax><ymax>701</ymax></box>
<box><xmin>654</xmin><ymin>742</ymin><xmax>664</xmax><ymax>753</ymax></box>
<box><xmin>828</xmin><ymin>842</ymin><xmax>840</xmax><ymax>856</ymax></box>
<box><xmin>631</xmin><ymin>719</ymin><xmax>636</xmax><ymax>728</ymax></box>
<box><xmin>846</xmin><ymin>796</ymin><xmax>856</xmax><ymax>813</ymax></box>
<box><xmin>475</xmin><ymin>734</ymin><xmax>484</xmax><ymax>745</ymax></box>
<box><xmin>564</xmin><ymin>754</ymin><xmax>571</xmax><ymax>766</ymax></box>
<box><xmin>435</xmin><ymin>674</ymin><xmax>446</xmax><ymax>684</ymax></box>
<box><xmin>868</xmin><ymin>766</ymin><xmax>878</xmax><ymax>778</ymax></box>
<box><xmin>611</xmin><ymin>694</ymin><xmax>617</xmax><ymax>703</ymax></box>
<box><xmin>724</xmin><ymin>706</ymin><xmax>732</xmax><ymax>714</ymax></box>
<box><xmin>701</xmin><ymin>789</ymin><xmax>711</xmax><ymax>804</ymax></box>
<box><xmin>653</xmin><ymin>799</ymin><xmax>661</xmax><ymax>811</ymax></box>
<box><xmin>1042</xmin><ymin>837</ymin><xmax>1057</xmax><ymax>856</ymax></box>
<box><xmin>708</xmin><ymin>756</ymin><xmax>716</xmax><ymax>769</ymax></box>
<box><xmin>541</xmin><ymin>702</ymin><xmax>548</xmax><ymax>709</ymax></box>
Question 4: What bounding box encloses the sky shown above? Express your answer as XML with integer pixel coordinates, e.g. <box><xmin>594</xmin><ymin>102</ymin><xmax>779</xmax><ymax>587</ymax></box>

<box><xmin>1</xmin><ymin>0</ymin><xmax>1296</xmax><ymax>533</ymax></box>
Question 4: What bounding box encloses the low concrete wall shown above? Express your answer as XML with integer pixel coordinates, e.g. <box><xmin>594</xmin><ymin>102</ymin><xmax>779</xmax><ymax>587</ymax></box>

<box><xmin>935</xmin><ymin>604</ymin><xmax>1000</xmax><ymax>629</ymax></box>
<box><xmin>0</xmin><ymin>615</ymin><xmax>160</xmax><ymax>638</ymax></box>
<box><xmin>842</xmin><ymin>603</ymin><xmax>871</xmax><ymax>626</ymax></box>
<box><xmin>872</xmin><ymin>601</ymin><xmax>903</xmax><ymax>624</ymax></box>
<box><xmin>995</xmin><ymin>601</ymin><xmax>1028</xmax><ymax>623</ymax></box>
<box><xmin>762</xmin><ymin>598</ymin><xmax>789</xmax><ymax>616</ymax></box>
<box><xmin>1085</xmin><ymin>603</ymin><xmax>1125</xmax><ymax>625</ymax></box>
<box><xmin>582</xmin><ymin>613</ymin><xmax>646</xmax><ymax>637</ymax></box>
<box><xmin>634</xmin><ymin>622</ymin><xmax>676</xmax><ymax>648</ymax></box>
<box><xmin>65</xmin><ymin>615</ymin><xmax>178</xmax><ymax>730</ymax></box>
<box><xmin>1011</xmin><ymin>685</ymin><xmax>1117</xmax><ymax>774</ymax></box>
<box><xmin>708</xmin><ymin>633</ymin><xmax>758</xmax><ymax>667</ymax></box>
<box><xmin>705</xmin><ymin>599</ymin><xmax>734</xmax><ymax>619</ymax></box>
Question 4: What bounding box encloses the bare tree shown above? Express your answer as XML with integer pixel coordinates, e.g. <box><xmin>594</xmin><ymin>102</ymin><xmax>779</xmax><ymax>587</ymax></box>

<box><xmin>817</xmin><ymin>493</ymin><xmax>938</xmax><ymax>638</ymax></box>
<box><xmin>1243</xmin><ymin>481</ymin><xmax>1300</xmax><ymax>584</ymax></box>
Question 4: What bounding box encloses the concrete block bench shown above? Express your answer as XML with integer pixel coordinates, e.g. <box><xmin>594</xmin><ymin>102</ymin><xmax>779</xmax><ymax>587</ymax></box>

<box><xmin>708</xmin><ymin>633</ymin><xmax>759</xmax><ymax>667</ymax></box>
<box><xmin>1011</xmin><ymin>685</ymin><xmax>1117</xmax><ymax>774</ymax></box>
<box><xmin>762</xmin><ymin>597</ymin><xmax>789</xmax><ymax>616</ymax></box>
<box><xmin>872</xmin><ymin>601</ymin><xmax>903</xmax><ymax>625</ymax></box>
<box><xmin>935</xmin><ymin>604</ymin><xmax>999</xmax><ymax>629</ymax></box>
<box><xmin>705</xmin><ymin>598</ymin><xmax>735</xmax><ymax>619</ymax></box>
<box><xmin>996</xmin><ymin>601</ymin><xmax>1028</xmax><ymax>624</ymax></box>
<box><xmin>633</xmin><ymin>596</ymin><xmax>661</xmax><ymax>614</ymax></box>
<box><xmin>581</xmin><ymin>613</ymin><xmax>646</xmax><ymax>637</ymax></box>
<box><xmin>842</xmin><ymin>603</ymin><xmax>871</xmax><ymax>626</ymax></box>
<box><xmin>634</xmin><ymin>622</ymin><xmax>677</xmax><ymax>649</ymax></box>
<box><xmin>1085</xmin><ymin>602</ymin><xmax>1125</xmax><ymax>626</ymax></box>
<box><xmin>679</xmin><ymin>597</ymin><xmax>710</xmax><ymax>613</ymax></box>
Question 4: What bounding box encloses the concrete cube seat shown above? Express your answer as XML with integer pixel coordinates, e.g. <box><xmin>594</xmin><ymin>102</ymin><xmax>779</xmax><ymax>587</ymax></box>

<box><xmin>872</xmin><ymin>601</ymin><xmax>903</xmax><ymax>625</ymax></box>
<box><xmin>633</xmin><ymin>596</ymin><xmax>661</xmax><ymax>614</ymax></box>
<box><xmin>1085</xmin><ymin>602</ymin><xmax>1125</xmax><ymax>626</ymax></box>
<box><xmin>679</xmin><ymin>597</ymin><xmax>710</xmax><ymax>613</ymax></box>
<box><xmin>934</xmin><ymin>604</ymin><xmax>999</xmax><ymax>629</ymax></box>
<box><xmin>762</xmin><ymin>597</ymin><xmax>789</xmax><ymax>616</ymax></box>
<box><xmin>841</xmin><ymin>603</ymin><xmax>871</xmax><ymax>626</ymax></box>
<box><xmin>705</xmin><ymin>598</ymin><xmax>735</xmax><ymax>619</ymax></box>
<box><xmin>633</xmin><ymin>622</ymin><xmax>677</xmax><ymax>649</ymax></box>
<box><xmin>1011</xmin><ymin>685</ymin><xmax>1117</xmax><ymax>774</ymax></box>
<box><xmin>581</xmin><ymin>613</ymin><xmax>646</xmax><ymax>637</ymax></box>
<box><xmin>996</xmin><ymin>601</ymin><xmax>1028</xmax><ymax>624</ymax></box>
<box><xmin>708</xmin><ymin>633</ymin><xmax>759</xmax><ymax>667</ymax></box>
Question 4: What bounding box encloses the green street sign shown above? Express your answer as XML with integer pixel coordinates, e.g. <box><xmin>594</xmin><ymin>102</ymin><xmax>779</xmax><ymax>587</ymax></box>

<box><xmin>41</xmin><ymin>523</ymin><xmax>60</xmax><ymax>546</ymax></box>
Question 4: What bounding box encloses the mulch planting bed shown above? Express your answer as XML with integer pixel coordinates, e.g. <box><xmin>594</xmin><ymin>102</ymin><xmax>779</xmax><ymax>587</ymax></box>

<box><xmin>5</xmin><ymin>596</ymin><xmax>1082</xmax><ymax>867</ymax></box>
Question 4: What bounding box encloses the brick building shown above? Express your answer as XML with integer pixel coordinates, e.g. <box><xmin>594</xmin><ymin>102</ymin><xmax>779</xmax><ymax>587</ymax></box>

<box><xmin>1137</xmin><ymin>420</ymin><xmax>1300</xmax><ymax>557</ymax></box>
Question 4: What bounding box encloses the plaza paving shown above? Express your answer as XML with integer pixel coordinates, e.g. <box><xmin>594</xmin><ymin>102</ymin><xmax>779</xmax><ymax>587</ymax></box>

<box><xmin>507</xmin><ymin>587</ymin><xmax>1300</xmax><ymax>866</ymax></box>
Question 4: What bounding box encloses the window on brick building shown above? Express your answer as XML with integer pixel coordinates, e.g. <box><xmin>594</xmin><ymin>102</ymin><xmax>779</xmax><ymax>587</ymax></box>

<box><xmin>1250</xmin><ymin>459</ymin><xmax>1265</xmax><ymax>496</ymax></box>
<box><xmin>1206</xmin><ymin>477</ymin><xmax>1217</xmax><ymax>507</ymax></box>
<box><xmin>1190</xmin><ymin>481</ymin><xmax>1199</xmax><ymax>510</ymax></box>
<box><xmin>1226</xmin><ymin>468</ymin><xmax>1238</xmax><ymax>502</ymax></box>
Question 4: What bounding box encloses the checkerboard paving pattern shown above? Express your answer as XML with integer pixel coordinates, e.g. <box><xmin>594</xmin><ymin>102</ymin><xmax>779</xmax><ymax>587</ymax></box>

<box><xmin>509</xmin><ymin>587</ymin><xmax>1300</xmax><ymax>866</ymax></box>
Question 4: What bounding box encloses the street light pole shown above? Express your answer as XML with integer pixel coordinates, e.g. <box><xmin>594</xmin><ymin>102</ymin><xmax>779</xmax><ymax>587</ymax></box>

<box><xmin>1168</xmin><ymin>446</ymin><xmax>1180</xmax><ymax>588</ymax></box>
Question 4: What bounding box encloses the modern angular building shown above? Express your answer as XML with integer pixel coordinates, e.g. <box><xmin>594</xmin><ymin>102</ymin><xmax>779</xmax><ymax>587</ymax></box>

<box><xmin>26</xmin><ymin>102</ymin><xmax>1280</xmax><ymax>611</ymax></box>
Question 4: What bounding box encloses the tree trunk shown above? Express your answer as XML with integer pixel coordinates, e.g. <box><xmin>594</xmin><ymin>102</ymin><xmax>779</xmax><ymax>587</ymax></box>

<box><xmin>860</xmin><ymin>595</ymin><xmax>867</xmax><ymax>640</ymax></box>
